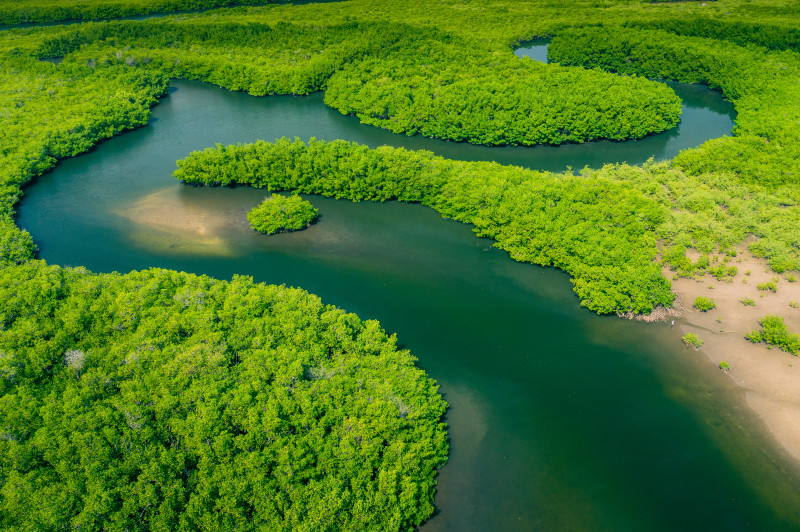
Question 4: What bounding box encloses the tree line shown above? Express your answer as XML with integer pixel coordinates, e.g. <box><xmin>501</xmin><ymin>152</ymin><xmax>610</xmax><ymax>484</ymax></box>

<box><xmin>175</xmin><ymin>138</ymin><xmax>674</xmax><ymax>315</ymax></box>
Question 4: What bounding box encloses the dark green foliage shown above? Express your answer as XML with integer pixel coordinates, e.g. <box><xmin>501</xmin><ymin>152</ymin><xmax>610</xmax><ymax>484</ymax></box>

<box><xmin>248</xmin><ymin>194</ymin><xmax>318</xmax><ymax>234</ymax></box>
<box><xmin>0</xmin><ymin>261</ymin><xmax>448</xmax><ymax>531</ymax></box>
<box><xmin>324</xmin><ymin>35</ymin><xmax>681</xmax><ymax>146</ymax></box>
<box><xmin>693</xmin><ymin>296</ymin><xmax>716</xmax><ymax>312</ymax></box>
<box><xmin>0</xmin><ymin>0</ymin><xmax>283</xmax><ymax>25</ymax></box>
<box><xmin>745</xmin><ymin>315</ymin><xmax>800</xmax><ymax>354</ymax></box>
<box><xmin>175</xmin><ymin>138</ymin><xmax>674</xmax><ymax>314</ymax></box>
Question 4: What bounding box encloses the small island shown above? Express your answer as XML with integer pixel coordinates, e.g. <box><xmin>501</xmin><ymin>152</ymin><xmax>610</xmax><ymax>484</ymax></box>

<box><xmin>247</xmin><ymin>193</ymin><xmax>319</xmax><ymax>235</ymax></box>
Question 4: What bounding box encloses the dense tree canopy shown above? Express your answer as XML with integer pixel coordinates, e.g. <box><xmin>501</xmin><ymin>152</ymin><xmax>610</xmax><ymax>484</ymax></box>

<box><xmin>175</xmin><ymin>138</ymin><xmax>674</xmax><ymax>314</ymax></box>
<box><xmin>0</xmin><ymin>262</ymin><xmax>448</xmax><ymax>531</ymax></box>
<box><xmin>248</xmin><ymin>194</ymin><xmax>319</xmax><ymax>234</ymax></box>
<box><xmin>2</xmin><ymin>2</ymin><xmax>800</xmax><ymax>526</ymax></box>
<box><xmin>0</xmin><ymin>0</ymin><xmax>284</xmax><ymax>25</ymax></box>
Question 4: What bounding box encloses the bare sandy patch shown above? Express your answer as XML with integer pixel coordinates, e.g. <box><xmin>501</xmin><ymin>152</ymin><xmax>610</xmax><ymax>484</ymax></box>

<box><xmin>665</xmin><ymin>250</ymin><xmax>800</xmax><ymax>463</ymax></box>
<box><xmin>114</xmin><ymin>187</ymin><xmax>242</xmax><ymax>256</ymax></box>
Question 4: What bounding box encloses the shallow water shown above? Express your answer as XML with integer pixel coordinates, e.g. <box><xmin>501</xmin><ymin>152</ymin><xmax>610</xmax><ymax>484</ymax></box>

<box><xmin>17</xmin><ymin>75</ymin><xmax>800</xmax><ymax>530</ymax></box>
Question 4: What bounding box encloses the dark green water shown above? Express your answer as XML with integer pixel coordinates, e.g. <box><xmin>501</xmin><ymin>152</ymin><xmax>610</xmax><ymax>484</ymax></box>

<box><xmin>17</xmin><ymin>78</ymin><xmax>800</xmax><ymax>530</ymax></box>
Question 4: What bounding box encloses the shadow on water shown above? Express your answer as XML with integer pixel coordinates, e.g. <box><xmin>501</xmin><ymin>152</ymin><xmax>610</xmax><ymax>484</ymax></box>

<box><xmin>14</xmin><ymin>70</ymin><xmax>798</xmax><ymax>531</ymax></box>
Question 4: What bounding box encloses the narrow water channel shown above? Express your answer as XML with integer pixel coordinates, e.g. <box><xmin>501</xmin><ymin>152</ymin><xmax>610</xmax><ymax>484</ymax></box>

<box><xmin>17</xmin><ymin>71</ymin><xmax>800</xmax><ymax>530</ymax></box>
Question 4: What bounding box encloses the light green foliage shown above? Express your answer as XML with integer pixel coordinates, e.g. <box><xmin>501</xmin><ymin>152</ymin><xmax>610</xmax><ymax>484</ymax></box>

<box><xmin>175</xmin><ymin>138</ymin><xmax>673</xmax><ymax>314</ymax></box>
<box><xmin>40</xmin><ymin>20</ymin><xmax>410</xmax><ymax>96</ymax></box>
<box><xmin>1</xmin><ymin>0</ymin><xmax>799</xmax><ymax>282</ymax></box>
<box><xmin>710</xmin><ymin>264</ymin><xmax>737</xmax><ymax>282</ymax></box>
<box><xmin>549</xmin><ymin>26</ymin><xmax>800</xmax><ymax>188</ymax></box>
<box><xmin>745</xmin><ymin>315</ymin><xmax>800</xmax><ymax>354</ymax></box>
<box><xmin>548</xmin><ymin>24</ymin><xmax>800</xmax><ymax>273</ymax></box>
<box><xmin>589</xmin><ymin>161</ymin><xmax>800</xmax><ymax>279</ymax></box>
<box><xmin>757</xmin><ymin>280</ymin><xmax>778</xmax><ymax>293</ymax></box>
<box><xmin>0</xmin><ymin>52</ymin><xmax>169</xmax><ymax>266</ymax></box>
<box><xmin>790</xmin><ymin>301</ymin><xmax>799</xmax><ymax>308</ymax></box>
<box><xmin>720</xmin><ymin>360</ymin><xmax>730</xmax><ymax>371</ymax></box>
<box><xmin>31</xmin><ymin>18</ymin><xmax>681</xmax><ymax>145</ymax></box>
<box><xmin>693</xmin><ymin>296</ymin><xmax>716</xmax><ymax>312</ymax></box>
<box><xmin>1</xmin><ymin>1</ymin><xmax>799</xmax><ymax>527</ymax></box>
<box><xmin>740</xmin><ymin>297</ymin><xmax>756</xmax><ymax>306</ymax></box>
<box><xmin>248</xmin><ymin>194</ymin><xmax>318</xmax><ymax>234</ymax></box>
<box><xmin>0</xmin><ymin>261</ymin><xmax>448</xmax><ymax>531</ymax></box>
<box><xmin>0</xmin><ymin>0</ymin><xmax>283</xmax><ymax>24</ymax></box>
<box><xmin>682</xmin><ymin>333</ymin><xmax>704</xmax><ymax>348</ymax></box>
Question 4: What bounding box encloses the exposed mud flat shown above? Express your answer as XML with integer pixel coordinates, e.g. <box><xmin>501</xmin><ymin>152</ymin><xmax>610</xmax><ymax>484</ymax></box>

<box><xmin>667</xmin><ymin>251</ymin><xmax>800</xmax><ymax>464</ymax></box>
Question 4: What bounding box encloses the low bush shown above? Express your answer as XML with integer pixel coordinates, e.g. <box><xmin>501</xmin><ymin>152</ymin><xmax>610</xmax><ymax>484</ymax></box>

<box><xmin>682</xmin><ymin>333</ymin><xmax>704</xmax><ymax>348</ymax></box>
<box><xmin>757</xmin><ymin>280</ymin><xmax>778</xmax><ymax>293</ymax></box>
<box><xmin>745</xmin><ymin>315</ymin><xmax>800</xmax><ymax>355</ymax></box>
<box><xmin>693</xmin><ymin>296</ymin><xmax>717</xmax><ymax>312</ymax></box>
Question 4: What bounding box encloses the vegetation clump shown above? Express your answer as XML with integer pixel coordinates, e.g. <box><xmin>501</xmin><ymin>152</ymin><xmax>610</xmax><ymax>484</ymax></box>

<box><xmin>740</xmin><ymin>297</ymin><xmax>756</xmax><ymax>306</ymax></box>
<box><xmin>745</xmin><ymin>315</ymin><xmax>800</xmax><ymax>355</ymax></box>
<box><xmin>247</xmin><ymin>194</ymin><xmax>318</xmax><ymax>235</ymax></box>
<box><xmin>682</xmin><ymin>333</ymin><xmax>704</xmax><ymax>348</ymax></box>
<box><xmin>0</xmin><ymin>262</ymin><xmax>449</xmax><ymax>531</ymax></box>
<box><xmin>34</xmin><ymin>19</ymin><xmax>681</xmax><ymax>146</ymax></box>
<box><xmin>757</xmin><ymin>280</ymin><xmax>778</xmax><ymax>293</ymax></box>
<box><xmin>323</xmin><ymin>36</ymin><xmax>681</xmax><ymax>146</ymax></box>
<box><xmin>693</xmin><ymin>296</ymin><xmax>717</xmax><ymax>312</ymax></box>
<box><xmin>0</xmin><ymin>0</ymin><xmax>283</xmax><ymax>25</ymax></box>
<box><xmin>175</xmin><ymin>138</ymin><xmax>673</xmax><ymax>315</ymax></box>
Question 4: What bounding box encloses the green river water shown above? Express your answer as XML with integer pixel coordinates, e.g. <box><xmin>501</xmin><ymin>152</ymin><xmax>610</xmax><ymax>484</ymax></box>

<box><xmin>16</xmin><ymin>47</ymin><xmax>800</xmax><ymax>530</ymax></box>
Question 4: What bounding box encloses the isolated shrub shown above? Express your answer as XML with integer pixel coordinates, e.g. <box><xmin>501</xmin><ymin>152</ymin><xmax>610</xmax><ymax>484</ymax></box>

<box><xmin>682</xmin><ymin>332</ymin><xmax>704</xmax><ymax>348</ymax></box>
<box><xmin>247</xmin><ymin>194</ymin><xmax>319</xmax><ymax>235</ymax></box>
<box><xmin>693</xmin><ymin>296</ymin><xmax>716</xmax><ymax>312</ymax></box>
<box><xmin>746</xmin><ymin>315</ymin><xmax>800</xmax><ymax>355</ymax></box>
<box><xmin>757</xmin><ymin>281</ymin><xmax>778</xmax><ymax>293</ymax></box>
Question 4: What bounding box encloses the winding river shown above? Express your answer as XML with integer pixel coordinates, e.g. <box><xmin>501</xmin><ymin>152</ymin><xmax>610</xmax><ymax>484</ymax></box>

<box><xmin>17</xmin><ymin>46</ymin><xmax>800</xmax><ymax>530</ymax></box>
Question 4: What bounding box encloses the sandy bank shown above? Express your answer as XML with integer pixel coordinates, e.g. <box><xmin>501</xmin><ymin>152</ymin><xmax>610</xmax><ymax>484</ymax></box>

<box><xmin>665</xmin><ymin>251</ymin><xmax>800</xmax><ymax>464</ymax></box>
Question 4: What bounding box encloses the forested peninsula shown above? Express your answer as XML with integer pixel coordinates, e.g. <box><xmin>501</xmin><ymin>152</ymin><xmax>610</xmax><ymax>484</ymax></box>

<box><xmin>2</xmin><ymin>0</ymin><xmax>800</xmax><ymax>530</ymax></box>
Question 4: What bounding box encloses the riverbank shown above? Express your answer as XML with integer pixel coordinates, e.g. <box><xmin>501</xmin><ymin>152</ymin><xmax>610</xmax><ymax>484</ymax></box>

<box><xmin>667</xmin><ymin>249</ymin><xmax>800</xmax><ymax>464</ymax></box>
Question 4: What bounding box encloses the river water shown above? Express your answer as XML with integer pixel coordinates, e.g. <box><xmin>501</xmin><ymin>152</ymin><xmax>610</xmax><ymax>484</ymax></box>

<box><xmin>16</xmin><ymin>54</ymin><xmax>800</xmax><ymax>529</ymax></box>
